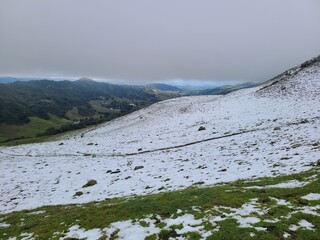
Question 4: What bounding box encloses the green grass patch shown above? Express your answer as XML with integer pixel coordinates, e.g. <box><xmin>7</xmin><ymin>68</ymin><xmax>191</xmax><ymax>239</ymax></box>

<box><xmin>0</xmin><ymin>168</ymin><xmax>319</xmax><ymax>239</ymax></box>
<box><xmin>0</xmin><ymin>115</ymin><xmax>70</xmax><ymax>144</ymax></box>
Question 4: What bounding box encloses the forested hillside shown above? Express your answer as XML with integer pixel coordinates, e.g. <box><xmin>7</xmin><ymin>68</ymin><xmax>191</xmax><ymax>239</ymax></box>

<box><xmin>0</xmin><ymin>79</ymin><xmax>181</xmax><ymax>143</ymax></box>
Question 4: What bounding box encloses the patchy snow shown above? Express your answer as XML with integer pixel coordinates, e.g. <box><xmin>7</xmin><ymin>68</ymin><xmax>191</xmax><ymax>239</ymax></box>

<box><xmin>163</xmin><ymin>214</ymin><xmax>206</xmax><ymax>235</ymax></box>
<box><xmin>296</xmin><ymin>205</ymin><xmax>320</xmax><ymax>217</ymax></box>
<box><xmin>0</xmin><ymin>222</ymin><xmax>10</xmax><ymax>228</ymax></box>
<box><xmin>0</xmin><ymin>60</ymin><xmax>320</xmax><ymax>213</ymax></box>
<box><xmin>102</xmin><ymin>213</ymin><xmax>213</xmax><ymax>239</ymax></box>
<box><xmin>245</xmin><ymin>180</ymin><xmax>313</xmax><ymax>189</ymax></box>
<box><xmin>301</xmin><ymin>193</ymin><xmax>320</xmax><ymax>201</ymax></box>
<box><xmin>105</xmin><ymin>219</ymin><xmax>159</xmax><ymax>240</ymax></box>
<box><xmin>164</xmin><ymin>214</ymin><xmax>202</xmax><ymax>227</ymax></box>
<box><xmin>27</xmin><ymin>210</ymin><xmax>46</xmax><ymax>215</ymax></box>
<box><xmin>211</xmin><ymin>198</ymin><xmax>267</xmax><ymax>231</ymax></box>
<box><xmin>61</xmin><ymin>225</ymin><xmax>102</xmax><ymax>240</ymax></box>
<box><xmin>19</xmin><ymin>232</ymin><xmax>34</xmax><ymax>240</ymax></box>
<box><xmin>289</xmin><ymin>220</ymin><xmax>315</xmax><ymax>231</ymax></box>
<box><xmin>264</xmin><ymin>218</ymin><xmax>280</xmax><ymax>223</ymax></box>
<box><xmin>29</xmin><ymin>198</ymin><xmax>320</xmax><ymax>239</ymax></box>
<box><xmin>282</xmin><ymin>205</ymin><xmax>320</xmax><ymax>219</ymax></box>
<box><xmin>233</xmin><ymin>216</ymin><xmax>261</xmax><ymax>229</ymax></box>
<box><xmin>269</xmin><ymin>197</ymin><xmax>291</xmax><ymax>206</ymax></box>
<box><xmin>298</xmin><ymin>219</ymin><xmax>315</xmax><ymax>230</ymax></box>
<box><xmin>283</xmin><ymin>232</ymin><xmax>291</xmax><ymax>238</ymax></box>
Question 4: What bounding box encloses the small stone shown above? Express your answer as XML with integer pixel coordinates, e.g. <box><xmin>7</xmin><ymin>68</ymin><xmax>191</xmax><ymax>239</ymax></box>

<box><xmin>218</xmin><ymin>168</ymin><xmax>227</xmax><ymax>172</ymax></box>
<box><xmin>82</xmin><ymin>179</ymin><xmax>97</xmax><ymax>188</ymax></box>
<box><xmin>198</xmin><ymin>126</ymin><xmax>206</xmax><ymax>131</ymax></box>
<box><xmin>74</xmin><ymin>191</ymin><xmax>83</xmax><ymax>197</ymax></box>
<box><xmin>134</xmin><ymin>166</ymin><xmax>144</xmax><ymax>171</ymax></box>
<box><xmin>291</xmin><ymin>144</ymin><xmax>302</xmax><ymax>148</ymax></box>
<box><xmin>111</xmin><ymin>169</ymin><xmax>121</xmax><ymax>174</ymax></box>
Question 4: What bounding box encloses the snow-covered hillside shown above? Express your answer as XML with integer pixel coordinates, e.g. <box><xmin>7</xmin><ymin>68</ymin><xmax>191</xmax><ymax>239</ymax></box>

<box><xmin>0</xmin><ymin>58</ymin><xmax>319</xmax><ymax>213</ymax></box>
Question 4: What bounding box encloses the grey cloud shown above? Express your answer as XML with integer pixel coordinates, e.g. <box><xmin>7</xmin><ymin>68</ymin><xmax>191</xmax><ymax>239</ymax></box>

<box><xmin>0</xmin><ymin>0</ymin><xmax>320</xmax><ymax>82</ymax></box>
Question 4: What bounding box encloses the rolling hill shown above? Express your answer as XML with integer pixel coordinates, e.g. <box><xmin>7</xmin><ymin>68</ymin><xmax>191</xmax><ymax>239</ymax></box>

<box><xmin>0</xmin><ymin>79</ymin><xmax>183</xmax><ymax>143</ymax></box>
<box><xmin>0</xmin><ymin>56</ymin><xmax>319</xmax><ymax>239</ymax></box>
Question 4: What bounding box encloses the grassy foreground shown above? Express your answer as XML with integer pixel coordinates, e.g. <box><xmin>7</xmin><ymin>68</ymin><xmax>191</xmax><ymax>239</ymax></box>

<box><xmin>0</xmin><ymin>167</ymin><xmax>319</xmax><ymax>239</ymax></box>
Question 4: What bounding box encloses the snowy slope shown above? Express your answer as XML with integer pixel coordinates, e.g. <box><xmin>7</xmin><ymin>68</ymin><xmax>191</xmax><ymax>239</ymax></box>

<box><xmin>0</xmin><ymin>58</ymin><xmax>319</xmax><ymax>213</ymax></box>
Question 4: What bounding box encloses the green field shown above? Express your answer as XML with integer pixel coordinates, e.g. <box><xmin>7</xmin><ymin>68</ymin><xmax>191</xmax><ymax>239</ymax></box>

<box><xmin>0</xmin><ymin>115</ymin><xmax>70</xmax><ymax>143</ymax></box>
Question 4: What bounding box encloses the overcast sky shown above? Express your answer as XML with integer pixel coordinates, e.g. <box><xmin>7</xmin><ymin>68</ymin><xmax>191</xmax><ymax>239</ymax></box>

<box><xmin>1</xmin><ymin>0</ymin><xmax>320</xmax><ymax>83</ymax></box>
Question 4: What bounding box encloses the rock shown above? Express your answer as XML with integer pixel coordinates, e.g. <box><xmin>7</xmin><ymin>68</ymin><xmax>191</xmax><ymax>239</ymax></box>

<box><xmin>299</xmin><ymin>119</ymin><xmax>309</xmax><ymax>124</ymax></box>
<box><xmin>110</xmin><ymin>169</ymin><xmax>121</xmax><ymax>174</ymax></box>
<box><xmin>198</xmin><ymin>126</ymin><xmax>206</xmax><ymax>131</ymax></box>
<box><xmin>218</xmin><ymin>168</ymin><xmax>227</xmax><ymax>172</ymax></box>
<box><xmin>138</xmin><ymin>148</ymin><xmax>143</xmax><ymax>151</ymax></box>
<box><xmin>58</xmin><ymin>142</ymin><xmax>64</xmax><ymax>145</ymax></box>
<box><xmin>134</xmin><ymin>166</ymin><xmax>144</xmax><ymax>171</ymax></box>
<box><xmin>82</xmin><ymin>179</ymin><xmax>97</xmax><ymax>188</ymax></box>
<box><xmin>274</xmin><ymin>127</ymin><xmax>281</xmax><ymax>131</ymax></box>
<box><xmin>74</xmin><ymin>191</ymin><xmax>83</xmax><ymax>197</ymax></box>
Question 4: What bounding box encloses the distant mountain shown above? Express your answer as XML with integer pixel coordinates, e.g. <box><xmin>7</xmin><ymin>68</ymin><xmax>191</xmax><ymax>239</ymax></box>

<box><xmin>0</xmin><ymin>77</ymin><xmax>35</xmax><ymax>83</ymax></box>
<box><xmin>199</xmin><ymin>82</ymin><xmax>258</xmax><ymax>95</ymax></box>
<box><xmin>148</xmin><ymin>83</ymin><xmax>182</xmax><ymax>92</ymax></box>
<box><xmin>0</xmin><ymin>76</ymin><xmax>76</xmax><ymax>83</ymax></box>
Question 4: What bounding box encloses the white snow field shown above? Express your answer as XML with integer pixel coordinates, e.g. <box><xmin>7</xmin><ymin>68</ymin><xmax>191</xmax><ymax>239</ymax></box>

<box><xmin>0</xmin><ymin>59</ymin><xmax>319</xmax><ymax>213</ymax></box>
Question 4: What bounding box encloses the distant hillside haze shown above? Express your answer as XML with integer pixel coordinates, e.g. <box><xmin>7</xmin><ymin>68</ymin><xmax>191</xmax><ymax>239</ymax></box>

<box><xmin>0</xmin><ymin>77</ymin><xmax>259</xmax><ymax>143</ymax></box>
<box><xmin>199</xmin><ymin>82</ymin><xmax>258</xmax><ymax>95</ymax></box>
<box><xmin>147</xmin><ymin>83</ymin><xmax>182</xmax><ymax>92</ymax></box>
<box><xmin>0</xmin><ymin>79</ymin><xmax>184</xmax><ymax>143</ymax></box>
